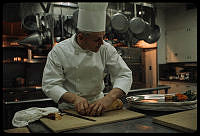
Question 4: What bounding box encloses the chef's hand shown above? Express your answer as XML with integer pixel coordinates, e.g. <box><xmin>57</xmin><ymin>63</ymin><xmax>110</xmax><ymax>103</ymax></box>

<box><xmin>59</xmin><ymin>92</ymin><xmax>89</xmax><ymax>115</ymax></box>
<box><xmin>87</xmin><ymin>88</ymin><xmax>124</xmax><ymax>116</ymax></box>
<box><xmin>73</xmin><ymin>95</ymin><xmax>90</xmax><ymax>115</ymax></box>
<box><xmin>87</xmin><ymin>94</ymin><xmax>113</xmax><ymax>116</ymax></box>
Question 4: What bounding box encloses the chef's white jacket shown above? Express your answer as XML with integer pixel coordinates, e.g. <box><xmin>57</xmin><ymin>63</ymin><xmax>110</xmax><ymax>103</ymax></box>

<box><xmin>42</xmin><ymin>34</ymin><xmax>132</xmax><ymax>110</ymax></box>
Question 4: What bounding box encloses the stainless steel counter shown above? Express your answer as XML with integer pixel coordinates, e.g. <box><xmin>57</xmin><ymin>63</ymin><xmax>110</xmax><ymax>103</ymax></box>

<box><xmin>26</xmin><ymin>85</ymin><xmax>186</xmax><ymax>133</ymax></box>
<box><xmin>27</xmin><ymin>106</ymin><xmax>183</xmax><ymax>133</ymax></box>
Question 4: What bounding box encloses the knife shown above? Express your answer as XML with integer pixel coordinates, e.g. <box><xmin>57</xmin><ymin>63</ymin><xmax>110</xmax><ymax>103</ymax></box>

<box><xmin>60</xmin><ymin>110</ymin><xmax>96</xmax><ymax>122</ymax></box>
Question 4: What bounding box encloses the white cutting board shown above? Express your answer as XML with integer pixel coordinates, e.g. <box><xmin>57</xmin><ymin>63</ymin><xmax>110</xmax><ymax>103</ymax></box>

<box><xmin>40</xmin><ymin>109</ymin><xmax>145</xmax><ymax>133</ymax></box>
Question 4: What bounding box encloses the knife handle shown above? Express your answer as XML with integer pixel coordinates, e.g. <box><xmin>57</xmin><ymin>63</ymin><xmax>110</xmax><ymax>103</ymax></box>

<box><xmin>104</xmin><ymin>99</ymin><xmax>123</xmax><ymax>112</ymax></box>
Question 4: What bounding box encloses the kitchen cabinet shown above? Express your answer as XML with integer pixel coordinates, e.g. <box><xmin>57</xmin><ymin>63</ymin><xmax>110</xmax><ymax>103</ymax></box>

<box><xmin>143</xmin><ymin>49</ymin><xmax>158</xmax><ymax>88</ymax></box>
<box><xmin>166</xmin><ymin>26</ymin><xmax>197</xmax><ymax>63</ymax></box>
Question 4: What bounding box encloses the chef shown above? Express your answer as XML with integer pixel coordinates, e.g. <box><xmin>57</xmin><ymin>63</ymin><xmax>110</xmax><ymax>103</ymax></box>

<box><xmin>42</xmin><ymin>2</ymin><xmax>132</xmax><ymax>116</ymax></box>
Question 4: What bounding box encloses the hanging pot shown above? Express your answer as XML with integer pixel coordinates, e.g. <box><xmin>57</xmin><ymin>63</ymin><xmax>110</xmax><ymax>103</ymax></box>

<box><xmin>22</xmin><ymin>13</ymin><xmax>54</xmax><ymax>34</ymax></box>
<box><xmin>129</xmin><ymin>17</ymin><xmax>146</xmax><ymax>35</ymax></box>
<box><xmin>22</xmin><ymin>14</ymin><xmax>38</xmax><ymax>33</ymax></box>
<box><xmin>111</xmin><ymin>12</ymin><xmax>129</xmax><ymax>34</ymax></box>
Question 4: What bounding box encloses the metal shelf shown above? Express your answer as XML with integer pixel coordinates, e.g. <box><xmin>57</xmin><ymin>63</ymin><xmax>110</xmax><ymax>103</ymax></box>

<box><xmin>2</xmin><ymin>45</ymin><xmax>25</xmax><ymax>48</ymax></box>
<box><xmin>3</xmin><ymin>59</ymin><xmax>46</xmax><ymax>64</ymax></box>
<box><xmin>3</xmin><ymin>98</ymin><xmax>53</xmax><ymax>105</ymax></box>
<box><xmin>2</xmin><ymin>86</ymin><xmax>42</xmax><ymax>91</ymax></box>
<box><xmin>2</xmin><ymin>34</ymin><xmax>27</xmax><ymax>39</ymax></box>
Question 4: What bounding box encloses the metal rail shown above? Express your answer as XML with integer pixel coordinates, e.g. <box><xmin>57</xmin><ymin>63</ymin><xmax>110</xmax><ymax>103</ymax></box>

<box><xmin>3</xmin><ymin>98</ymin><xmax>53</xmax><ymax>105</ymax></box>
<box><xmin>128</xmin><ymin>85</ymin><xmax>171</xmax><ymax>95</ymax></box>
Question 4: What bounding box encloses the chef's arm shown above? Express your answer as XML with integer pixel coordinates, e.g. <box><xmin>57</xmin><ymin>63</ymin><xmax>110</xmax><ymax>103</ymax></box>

<box><xmin>106</xmin><ymin>45</ymin><xmax>133</xmax><ymax>96</ymax></box>
<box><xmin>59</xmin><ymin>92</ymin><xmax>88</xmax><ymax>105</ymax></box>
<box><xmin>59</xmin><ymin>92</ymin><xmax>76</xmax><ymax>104</ymax></box>
<box><xmin>105</xmin><ymin>88</ymin><xmax>125</xmax><ymax>101</ymax></box>
<box><xmin>42</xmin><ymin>50</ymin><xmax>69</xmax><ymax>104</ymax></box>
<box><xmin>59</xmin><ymin>92</ymin><xmax>90</xmax><ymax>115</ymax></box>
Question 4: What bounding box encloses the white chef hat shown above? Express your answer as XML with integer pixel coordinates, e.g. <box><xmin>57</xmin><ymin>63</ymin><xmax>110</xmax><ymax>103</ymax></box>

<box><xmin>77</xmin><ymin>2</ymin><xmax>108</xmax><ymax>32</ymax></box>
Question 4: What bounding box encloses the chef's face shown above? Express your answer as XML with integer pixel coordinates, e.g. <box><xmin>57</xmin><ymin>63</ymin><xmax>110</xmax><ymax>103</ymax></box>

<box><xmin>80</xmin><ymin>31</ymin><xmax>105</xmax><ymax>52</ymax></box>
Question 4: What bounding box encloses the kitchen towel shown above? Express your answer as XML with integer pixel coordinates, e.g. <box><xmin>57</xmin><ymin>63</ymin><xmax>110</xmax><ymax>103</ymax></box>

<box><xmin>12</xmin><ymin>107</ymin><xmax>58</xmax><ymax>127</ymax></box>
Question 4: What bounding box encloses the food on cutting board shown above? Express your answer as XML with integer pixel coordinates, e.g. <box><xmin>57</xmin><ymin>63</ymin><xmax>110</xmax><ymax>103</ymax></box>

<box><xmin>105</xmin><ymin>99</ymin><xmax>123</xmax><ymax>112</ymax></box>
<box><xmin>46</xmin><ymin>112</ymin><xmax>62</xmax><ymax>120</ymax></box>
<box><xmin>165</xmin><ymin>90</ymin><xmax>197</xmax><ymax>102</ymax></box>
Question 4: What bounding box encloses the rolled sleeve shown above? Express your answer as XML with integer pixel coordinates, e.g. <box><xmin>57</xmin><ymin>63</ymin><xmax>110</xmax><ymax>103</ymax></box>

<box><xmin>45</xmin><ymin>85</ymin><xmax>67</xmax><ymax>103</ymax></box>
<box><xmin>42</xmin><ymin>50</ymin><xmax>68</xmax><ymax>103</ymax></box>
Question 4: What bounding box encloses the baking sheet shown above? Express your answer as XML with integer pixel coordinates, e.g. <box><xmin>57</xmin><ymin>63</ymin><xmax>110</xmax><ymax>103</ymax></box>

<box><xmin>127</xmin><ymin>94</ymin><xmax>197</xmax><ymax>111</ymax></box>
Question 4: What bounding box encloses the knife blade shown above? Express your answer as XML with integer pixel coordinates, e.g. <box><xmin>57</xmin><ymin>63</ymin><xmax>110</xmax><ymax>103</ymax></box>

<box><xmin>60</xmin><ymin>110</ymin><xmax>96</xmax><ymax>122</ymax></box>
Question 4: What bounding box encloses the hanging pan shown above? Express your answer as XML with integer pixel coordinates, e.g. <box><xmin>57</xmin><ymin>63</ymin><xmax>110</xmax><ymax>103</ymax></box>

<box><xmin>135</xmin><ymin>21</ymin><xmax>161</xmax><ymax>44</ymax></box>
<box><xmin>111</xmin><ymin>12</ymin><xmax>129</xmax><ymax>34</ymax></box>
<box><xmin>142</xmin><ymin>23</ymin><xmax>161</xmax><ymax>44</ymax></box>
<box><xmin>129</xmin><ymin>17</ymin><xmax>146</xmax><ymax>36</ymax></box>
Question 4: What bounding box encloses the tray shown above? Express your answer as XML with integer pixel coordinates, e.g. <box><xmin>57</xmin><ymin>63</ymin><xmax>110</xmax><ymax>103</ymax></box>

<box><xmin>126</xmin><ymin>94</ymin><xmax>197</xmax><ymax>111</ymax></box>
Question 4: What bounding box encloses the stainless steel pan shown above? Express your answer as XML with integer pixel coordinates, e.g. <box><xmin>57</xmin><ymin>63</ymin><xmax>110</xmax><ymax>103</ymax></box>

<box><xmin>129</xmin><ymin>17</ymin><xmax>146</xmax><ymax>35</ymax></box>
<box><xmin>111</xmin><ymin>12</ymin><xmax>129</xmax><ymax>33</ymax></box>
<box><xmin>135</xmin><ymin>21</ymin><xmax>161</xmax><ymax>44</ymax></box>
